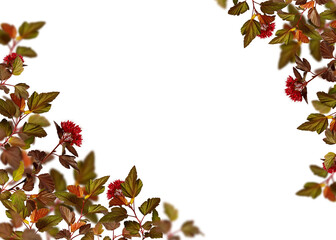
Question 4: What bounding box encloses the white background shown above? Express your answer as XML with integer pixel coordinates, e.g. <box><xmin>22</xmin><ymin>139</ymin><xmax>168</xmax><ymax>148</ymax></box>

<box><xmin>1</xmin><ymin>0</ymin><xmax>335</xmax><ymax>239</ymax></box>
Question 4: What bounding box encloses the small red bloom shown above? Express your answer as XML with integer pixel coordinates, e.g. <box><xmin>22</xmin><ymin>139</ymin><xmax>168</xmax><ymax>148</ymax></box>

<box><xmin>3</xmin><ymin>53</ymin><xmax>24</xmax><ymax>66</ymax></box>
<box><xmin>107</xmin><ymin>179</ymin><xmax>124</xmax><ymax>200</ymax></box>
<box><xmin>285</xmin><ymin>76</ymin><xmax>305</xmax><ymax>102</ymax></box>
<box><xmin>258</xmin><ymin>22</ymin><xmax>275</xmax><ymax>39</ymax></box>
<box><xmin>323</xmin><ymin>163</ymin><xmax>336</xmax><ymax>173</ymax></box>
<box><xmin>60</xmin><ymin>120</ymin><xmax>83</xmax><ymax>147</ymax></box>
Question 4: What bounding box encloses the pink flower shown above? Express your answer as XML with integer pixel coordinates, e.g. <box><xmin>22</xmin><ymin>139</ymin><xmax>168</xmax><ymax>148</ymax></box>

<box><xmin>107</xmin><ymin>180</ymin><xmax>124</xmax><ymax>200</ymax></box>
<box><xmin>3</xmin><ymin>53</ymin><xmax>24</xmax><ymax>66</ymax></box>
<box><xmin>258</xmin><ymin>22</ymin><xmax>275</xmax><ymax>39</ymax></box>
<box><xmin>285</xmin><ymin>76</ymin><xmax>305</xmax><ymax>102</ymax></box>
<box><xmin>61</xmin><ymin>121</ymin><xmax>83</xmax><ymax>147</ymax></box>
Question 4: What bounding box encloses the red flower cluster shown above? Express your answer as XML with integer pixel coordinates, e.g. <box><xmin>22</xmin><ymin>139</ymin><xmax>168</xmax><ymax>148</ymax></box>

<box><xmin>285</xmin><ymin>76</ymin><xmax>304</xmax><ymax>102</ymax></box>
<box><xmin>323</xmin><ymin>163</ymin><xmax>336</xmax><ymax>173</ymax></box>
<box><xmin>3</xmin><ymin>53</ymin><xmax>24</xmax><ymax>66</ymax></box>
<box><xmin>258</xmin><ymin>22</ymin><xmax>275</xmax><ymax>38</ymax></box>
<box><xmin>107</xmin><ymin>179</ymin><xmax>124</xmax><ymax>200</ymax></box>
<box><xmin>61</xmin><ymin>120</ymin><xmax>83</xmax><ymax>147</ymax></box>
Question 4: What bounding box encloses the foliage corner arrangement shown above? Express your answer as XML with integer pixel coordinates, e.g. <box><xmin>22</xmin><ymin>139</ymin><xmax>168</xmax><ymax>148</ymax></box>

<box><xmin>0</xmin><ymin>22</ymin><xmax>202</xmax><ymax>240</ymax></box>
<box><xmin>216</xmin><ymin>0</ymin><xmax>336</xmax><ymax>200</ymax></box>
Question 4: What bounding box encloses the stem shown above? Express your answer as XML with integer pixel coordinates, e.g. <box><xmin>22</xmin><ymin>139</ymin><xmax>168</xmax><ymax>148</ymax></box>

<box><xmin>40</xmin><ymin>141</ymin><xmax>62</xmax><ymax>164</ymax></box>
<box><xmin>296</xmin><ymin>8</ymin><xmax>307</xmax><ymax>28</ymax></box>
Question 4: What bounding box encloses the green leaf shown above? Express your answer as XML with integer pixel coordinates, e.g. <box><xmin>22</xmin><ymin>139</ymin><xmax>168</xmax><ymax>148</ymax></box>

<box><xmin>12</xmin><ymin>57</ymin><xmax>24</xmax><ymax>76</ymax></box>
<box><xmin>124</xmin><ymin>221</ymin><xmax>141</xmax><ymax>235</ymax></box>
<box><xmin>278</xmin><ymin>12</ymin><xmax>296</xmax><ymax>21</ymax></box>
<box><xmin>55</xmin><ymin>192</ymin><xmax>82</xmax><ymax>207</ymax></box>
<box><xmin>152</xmin><ymin>209</ymin><xmax>160</xmax><ymax>222</ymax></box>
<box><xmin>240</xmin><ymin>19</ymin><xmax>260</xmax><ymax>48</ymax></box>
<box><xmin>297</xmin><ymin>113</ymin><xmax>328</xmax><ymax>134</ymax></box>
<box><xmin>296</xmin><ymin>182</ymin><xmax>322</xmax><ymax>198</ymax></box>
<box><xmin>0</xmin><ymin>30</ymin><xmax>11</xmax><ymax>45</ymax></box>
<box><xmin>269</xmin><ymin>29</ymin><xmax>293</xmax><ymax>45</ymax></box>
<box><xmin>13</xmin><ymin>161</ymin><xmax>24</xmax><ymax>182</ymax></box>
<box><xmin>0</xmin><ymin>170</ymin><xmax>9</xmax><ymax>185</ymax></box>
<box><xmin>312</xmin><ymin>100</ymin><xmax>331</xmax><ymax>114</ymax></box>
<box><xmin>86</xmin><ymin>176</ymin><xmax>109</xmax><ymax>197</ymax></box>
<box><xmin>139</xmin><ymin>198</ymin><xmax>160</xmax><ymax>216</ymax></box>
<box><xmin>323</xmin><ymin>129</ymin><xmax>336</xmax><ymax>145</ymax></box>
<box><xmin>260</xmin><ymin>0</ymin><xmax>287</xmax><ymax>14</ymax></box>
<box><xmin>19</xmin><ymin>21</ymin><xmax>45</xmax><ymax>39</ymax></box>
<box><xmin>28</xmin><ymin>114</ymin><xmax>50</xmax><ymax>127</ymax></box>
<box><xmin>27</xmin><ymin>91</ymin><xmax>59</xmax><ymax>114</ymax></box>
<box><xmin>164</xmin><ymin>203</ymin><xmax>178</xmax><ymax>221</ymax></box>
<box><xmin>74</xmin><ymin>151</ymin><xmax>97</xmax><ymax>185</ymax></box>
<box><xmin>88</xmin><ymin>204</ymin><xmax>108</xmax><ymax>214</ymax></box>
<box><xmin>16</xmin><ymin>46</ymin><xmax>37</xmax><ymax>58</ymax></box>
<box><xmin>309</xmin><ymin>39</ymin><xmax>322</xmax><ymax>61</ymax></box>
<box><xmin>279</xmin><ymin>41</ymin><xmax>301</xmax><ymax>69</ymax></box>
<box><xmin>121</xmin><ymin>166</ymin><xmax>143</xmax><ymax>199</ymax></box>
<box><xmin>14</xmin><ymin>83</ymin><xmax>29</xmax><ymax>100</ymax></box>
<box><xmin>324</xmin><ymin>152</ymin><xmax>336</xmax><ymax>170</ymax></box>
<box><xmin>310</xmin><ymin>165</ymin><xmax>328</xmax><ymax>178</ymax></box>
<box><xmin>0</xmin><ymin>119</ymin><xmax>12</xmax><ymax>141</ymax></box>
<box><xmin>317</xmin><ymin>92</ymin><xmax>336</xmax><ymax>108</ymax></box>
<box><xmin>228</xmin><ymin>1</ymin><xmax>249</xmax><ymax>15</ymax></box>
<box><xmin>216</xmin><ymin>0</ymin><xmax>227</xmax><ymax>8</ymax></box>
<box><xmin>36</xmin><ymin>215</ymin><xmax>62</xmax><ymax>232</ymax></box>
<box><xmin>22</xmin><ymin>123</ymin><xmax>47</xmax><ymax>137</ymax></box>
<box><xmin>99</xmin><ymin>207</ymin><xmax>128</xmax><ymax>223</ymax></box>
<box><xmin>320</xmin><ymin>9</ymin><xmax>336</xmax><ymax>20</ymax></box>
<box><xmin>0</xmin><ymin>99</ymin><xmax>17</xmax><ymax>118</ymax></box>
<box><xmin>181</xmin><ymin>221</ymin><xmax>202</xmax><ymax>237</ymax></box>
<box><xmin>149</xmin><ymin>227</ymin><xmax>163</xmax><ymax>238</ymax></box>
<box><xmin>50</xmin><ymin>169</ymin><xmax>67</xmax><ymax>192</ymax></box>
<box><xmin>10</xmin><ymin>190</ymin><xmax>26</xmax><ymax>213</ymax></box>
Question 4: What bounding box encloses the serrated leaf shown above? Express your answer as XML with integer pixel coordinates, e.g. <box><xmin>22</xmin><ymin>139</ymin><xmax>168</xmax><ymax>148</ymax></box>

<box><xmin>124</xmin><ymin>221</ymin><xmax>140</xmax><ymax>235</ymax></box>
<box><xmin>297</xmin><ymin>113</ymin><xmax>328</xmax><ymax>134</ymax></box>
<box><xmin>228</xmin><ymin>1</ymin><xmax>249</xmax><ymax>15</ymax></box>
<box><xmin>317</xmin><ymin>92</ymin><xmax>336</xmax><ymax>108</ymax></box>
<box><xmin>181</xmin><ymin>221</ymin><xmax>202</xmax><ymax>237</ymax></box>
<box><xmin>13</xmin><ymin>161</ymin><xmax>24</xmax><ymax>181</ymax></box>
<box><xmin>139</xmin><ymin>198</ymin><xmax>160</xmax><ymax>215</ymax></box>
<box><xmin>309</xmin><ymin>39</ymin><xmax>321</xmax><ymax>61</ymax></box>
<box><xmin>36</xmin><ymin>215</ymin><xmax>62</xmax><ymax>232</ymax></box>
<box><xmin>16</xmin><ymin>46</ymin><xmax>37</xmax><ymax>58</ymax></box>
<box><xmin>241</xmin><ymin>19</ymin><xmax>260</xmax><ymax>48</ymax></box>
<box><xmin>14</xmin><ymin>83</ymin><xmax>29</xmax><ymax>100</ymax></box>
<box><xmin>323</xmin><ymin>129</ymin><xmax>336</xmax><ymax>144</ymax></box>
<box><xmin>88</xmin><ymin>204</ymin><xmax>108</xmax><ymax>214</ymax></box>
<box><xmin>152</xmin><ymin>209</ymin><xmax>160</xmax><ymax>222</ymax></box>
<box><xmin>260</xmin><ymin>0</ymin><xmax>287</xmax><ymax>14</ymax></box>
<box><xmin>38</xmin><ymin>173</ymin><xmax>55</xmax><ymax>192</ymax></box>
<box><xmin>30</xmin><ymin>208</ymin><xmax>49</xmax><ymax>223</ymax></box>
<box><xmin>19</xmin><ymin>21</ymin><xmax>45</xmax><ymax>39</ymax></box>
<box><xmin>28</xmin><ymin>114</ymin><xmax>50</xmax><ymax>127</ymax></box>
<box><xmin>22</xmin><ymin>123</ymin><xmax>47</xmax><ymax>138</ymax></box>
<box><xmin>0</xmin><ymin>170</ymin><xmax>9</xmax><ymax>185</ymax></box>
<box><xmin>59</xmin><ymin>206</ymin><xmax>75</xmax><ymax>226</ymax></box>
<box><xmin>164</xmin><ymin>203</ymin><xmax>178</xmax><ymax>221</ymax></box>
<box><xmin>74</xmin><ymin>151</ymin><xmax>97</xmax><ymax>185</ymax></box>
<box><xmin>216</xmin><ymin>0</ymin><xmax>227</xmax><ymax>8</ymax></box>
<box><xmin>86</xmin><ymin>176</ymin><xmax>109</xmax><ymax>197</ymax></box>
<box><xmin>27</xmin><ymin>91</ymin><xmax>59</xmax><ymax>114</ymax></box>
<box><xmin>0</xmin><ymin>64</ymin><xmax>11</xmax><ymax>81</ymax></box>
<box><xmin>310</xmin><ymin>165</ymin><xmax>328</xmax><ymax>178</ymax></box>
<box><xmin>0</xmin><ymin>30</ymin><xmax>11</xmax><ymax>45</ymax></box>
<box><xmin>279</xmin><ymin>41</ymin><xmax>301</xmax><ymax>68</ymax></box>
<box><xmin>12</xmin><ymin>56</ymin><xmax>24</xmax><ymax>76</ymax></box>
<box><xmin>121</xmin><ymin>166</ymin><xmax>143</xmax><ymax>199</ymax></box>
<box><xmin>0</xmin><ymin>99</ymin><xmax>17</xmax><ymax>118</ymax></box>
<box><xmin>278</xmin><ymin>12</ymin><xmax>296</xmax><ymax>21</ymax></box>
<box><xmin>312</xmin><ymin>100</ymin><xmax>331</xmax><ymax>114</ymax></box>
<box><xmin>324</xmin><ymin>152</ymin><xmax>336</xmax><ymax>170</ymax></box>
<box><xmin>149</xmin><ymin>227</ymin><xmax>163</xmax><ymax>238</ymax></box>
<box><xmin>99</xmin><ymin>207</ymin><xmax>127</xmax><ymax>223</ymax></box>
<box><xmin>296</xmin><ymin>182</ymin><xmax>322</xmax><ymax>198</ymax></box>
<box><xmin>269</xmin><ymin>29</ymin><xmax>293</xmax><ymax>44</ymax></box>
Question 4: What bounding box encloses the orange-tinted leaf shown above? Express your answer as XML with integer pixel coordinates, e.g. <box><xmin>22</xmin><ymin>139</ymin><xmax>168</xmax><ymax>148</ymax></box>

<box><xmin>30</xmin><ymin>208</ymin><xmax>49</xmax><ymax>223</ymax></box>
<box><xmin>67</xmin><ymin>185</ymin><xmax>84</xmax><ymax>198</ymax></box>
<box><xmin>109</xmin><ymin>195</ymin><xmax>129</xmax><ymax>207</ymax></box>
<box><xmin>10</xmin><ymin>93</ymin><xmax>25</xmax><ymax>112</ymax></box>
<box><xmin>331</xmin><ymin>119</ymin><xmax>336</xmax><ymax>132</ymax></box>
<box><xmin>257</xmin><ymin>14</ymin><xmax>275</xmax><ymax>24</ymax></box>
<box><xmin>330</xmin><ymin>20</ymin><xmax>336</xmax><ymax>29</ymax></box>
<box><xmin>1</xmin><ymin>23</ymin><xmax>17</xmax><ymax>39</ymax></box>
<box><xmin>324</xmin><ymin>186</ymin><xmax>336</xmax><ymax>201</ymax></box>
<box><xmin>300</xmin><ymin>0</ymin><xmax>314</xmax><ymax>9</ymax></box>
<box><xmin>71</xmin><ymin>221</ymin><xmax>86</xmax><ymax>233</ymax></box>
<box><xmin>294</xmin><ymin>30</ymin><xmax>309</xmax><ymax>43</ymax></box>
<box><xmin>22</xmin><ymin>150</ymin><xmax>32</xmax><ymax>167</ymax></box>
